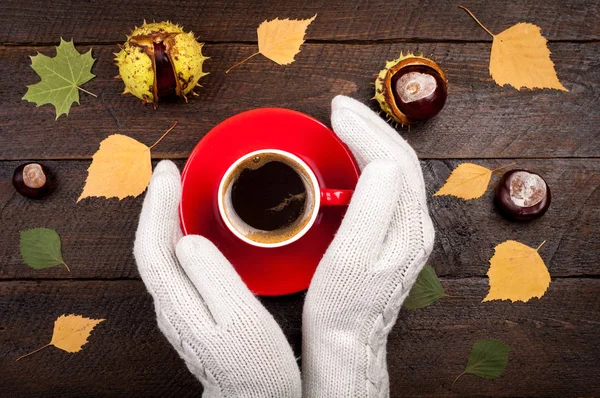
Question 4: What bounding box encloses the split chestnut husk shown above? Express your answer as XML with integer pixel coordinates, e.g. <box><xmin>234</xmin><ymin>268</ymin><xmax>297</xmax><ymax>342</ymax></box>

<box><xmin>375</xmin><ymin>52</ymin><xmax>448</xmax><ymax>126</ymax></box>
<box><xmin>115</xmin><ymin>21</ymin><xmax>208</xmax><ymax>108</ymax></box>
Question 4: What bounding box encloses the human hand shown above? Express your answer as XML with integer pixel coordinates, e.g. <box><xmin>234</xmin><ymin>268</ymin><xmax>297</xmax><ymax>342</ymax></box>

<box><xmin>302</xmin><ymin>96</ymin><xmax>435</xmax><ymax>397</ymax></box>
<box><xmin>133</xmin><ymin>161</ymin><xmax>301</xmax><ymax>398</ymax></box>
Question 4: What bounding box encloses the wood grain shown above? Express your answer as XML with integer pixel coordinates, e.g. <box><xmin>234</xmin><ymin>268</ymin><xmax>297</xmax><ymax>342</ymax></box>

<box><xmin>1</xmin><ymin>279</ymin><xmax>598</xmax><ymax>397</ymax></box>
<box><xmin>2</xmin><ymin>42</ymin><xmax>599</xmax><ymax>160</ymax></box>
<box><xmin>1</xmin><ymin>159</ymin><xmax>598</xmax><ymax>280</ymax></box>
<box><xmin>2</xmin><ymin>2</ymin><xmax>599</xmax><ymax>396</ymax></box>
<box><xmin>1</xmin><ymin>0</ymin><xmax>599</xmax><ymax>44</ymax></box>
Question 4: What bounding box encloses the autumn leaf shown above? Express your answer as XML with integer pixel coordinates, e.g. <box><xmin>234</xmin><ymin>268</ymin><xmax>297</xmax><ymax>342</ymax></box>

<box><xmin>453</xmin><ymin>339</ymin><xmax>510</xmax><ymax>387</ymax></box>
<box><xmin>227</xmin><ymin>14</ymin><xmax>317</xmax><ymax>73</ymax></box>
<box><xmin>16</xmin><ymin>314</ymin><xmax>104</xmax><ymax>361</ymax></box>
<box><xmin>484</xmin><ymin>240</ymin><xmax>550</xmax><ymax>303</ymax></box>
<box><xmin>78</xmin><ymin>122</ymin><xmax>177</xmax><ymax>201</ymax></box>
<box><xmin>404</xmin><ymin>266</ymin><xmax>448</xmax><ymax>309</ymax></box>
<box><xmin>434</xmin><ymin>162</ymin><xmax>515</xmax><ymax>200</ymax></box>
<box><xmin>22</xmin><ymin>38</ymin><xmax>97</xmax><ymax>120</ymax></box>
<box><xmin>459</xmin><ymin>6</ymin><xmax>567</xmax><ymax>91</ymax></box>
<box><xmin>20</xmin><ymin>228</ymin><xmax>69</xmax><ymax>271</ymax></box>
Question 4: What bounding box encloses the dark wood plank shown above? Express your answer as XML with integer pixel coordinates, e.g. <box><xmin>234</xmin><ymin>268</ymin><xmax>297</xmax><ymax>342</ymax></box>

<box><xmin>1</xmin><ymin>159</ymin><xmax>598</xmax><ymax>280</ymax></box>
<box><xmin>1</xmin><ymin>42</ymin><xmax>599</xmax><ymax>160</ymax></box>
<box><xmin>1</xmin><ymin>0</ymin><xmax>599</xmax><ymax>44</ymax></box>
<box><xmin>389</xmin><ymin>277</ymin><xmax>600</xmax><ymax>397</ymax></box>
<box><xmin>1</xmin><ymin>278</ymin><xmax>598</xmax><ymax>397</ymax></box>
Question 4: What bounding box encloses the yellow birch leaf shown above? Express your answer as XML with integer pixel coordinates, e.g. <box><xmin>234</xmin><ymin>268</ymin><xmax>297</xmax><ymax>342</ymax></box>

<box><xmin>227</xmin><ymin>15</ymin><xmax>316</xmax><ymax>72</ymax></box>
<box><xmin>460</xmin><ymin>6</ymin><xmax>567</xmax><ymax>91</ymax></box>
<box><xmin>484</xmin><ymin>240</ymin><xmax>550</xmax><ymax>303</ymax></box>
<box><xmin>434</xmin><ymin>162</ymin><xmax>516</xmax><ymax>200</ymax></box>
<box><xmin>258</xmin><ymin>14</ymin><xmax>317</xmax><ymax>65</ymax></box>
<box><xmin>434</xmin><ymin>163</ymin><xmax>492</xmax><ymax>199</ymax></box>
<box><xmin>78</xmin><ymin>122</ymin><xmax>176</xmax><ymax>201</ymax></box>
<box><xmin>16</xmin><ymin>314</ymin><xmax>105</xmax><ymax>361</ymax></box>
<box><xmin>78</xmin><ymin>134</ymin><xmax>150</xmax><ymax>201</ymax></box>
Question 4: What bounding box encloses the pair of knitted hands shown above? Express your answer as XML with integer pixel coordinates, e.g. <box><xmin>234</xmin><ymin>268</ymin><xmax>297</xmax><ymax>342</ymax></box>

<box><xmin>133</xmin><ymin>96</ymin><xmax>435</xmax><ymax>397</ymax></box>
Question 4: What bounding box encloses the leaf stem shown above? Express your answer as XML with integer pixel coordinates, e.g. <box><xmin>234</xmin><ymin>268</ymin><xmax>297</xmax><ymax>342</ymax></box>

<box><xmin>536</xmin><ymin>240</ymin><xmax>547</xmax><ymax>252</ymax></box>
<box><xmin>49</xmin><ymin>254</ymin><xmax>69</xmax><ymax>272</ymax></box>
<box><xmin>148</xmin><ymin>122</ymin><xmax>178</xmax><ymax>150</ymax></box>
<box><xmin>77</xmin><ymin>86</ymin><xmax>98</xmax><ymax>98</ymax></box>
<box><xmin>491</xmin><ymin>162</ymin><xmax>517</xmax><ymax>173</ymax></box>
<box><xmin>458</xmin><ymin>6</ymin><xmax>495</xmax><ymax>37</ymax></box>
<box><xmin>16</xmin><ymin>343</ymin><xmax>51</xmax><ymax>361</ymax></box>
<box><xmin>451</xmin><ymin>371</ymin><xmax>466</xmax><ymax>389</ymax></box>
<box><xmin>226</xmin><ymin>52</ymin><xmax>260</xmax><ymax>73</ymax></box>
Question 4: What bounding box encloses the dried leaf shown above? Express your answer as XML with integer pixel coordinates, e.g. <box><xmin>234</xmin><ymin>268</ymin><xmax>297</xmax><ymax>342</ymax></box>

<box><xmin>460</xmin><ymin>6</ymin><xmax>567</xmax><ymax>91</ymax></box>
<box><xmin>22</xmin><ymin>38</ymin><xmax>96</xmax><ymax>120</ymax></box>
<box><xmin>453</xmin><ymin>339</ymin><xmax>510</xmax><ymax>387</ymax></box>
<box><xmin>434</xmin><ymin>163</ymin><xmax>492</xmax><ymax>200</ymax></box>
<box><xmin>16</xmin><ymin>314</ymin><xmax>104</xmax><ymax>361</ymax></box>
<box><xmin>434</xmin><ymin>162</ymin><xmax>515</xmax><ymax>200</ymax></box>
<box><xmin>404</xmin><ymin>266</ymin><xmax>446</xmax><ymax>309</ymax></box>
<box><xmin>227</xmin><ymin>15</ymin><xmax>316</xmax><ymax>72</ymax></box>
<box><xmin>20</xmin><ymin>228</ymin><xmax>69</xmax><ymax>271</ymax></box>
<box><xmin>258</xmin><ymin>15</ymin><xmax>317</xmax><ymax>65</ymax></box>
<box><xmin>78</xmin><ymin>122</ymin><xmax>176</xmax><ymax>201</ymax></box>
<box><xmin>484</xmin><ymin>240</ymin><xmax>550</xmax><ymax>303</ymax></box>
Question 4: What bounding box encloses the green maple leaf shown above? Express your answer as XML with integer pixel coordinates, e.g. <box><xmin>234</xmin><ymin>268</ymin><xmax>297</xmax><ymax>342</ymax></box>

<box><xmin>22</xmin><ymin>38</ymin><xmax>96</xmax><ymax>120</ymax></box>
<box><xmin>20</xmin><ymin>228</ymin><xmax>70</xmax><ymax>271</ymax></box>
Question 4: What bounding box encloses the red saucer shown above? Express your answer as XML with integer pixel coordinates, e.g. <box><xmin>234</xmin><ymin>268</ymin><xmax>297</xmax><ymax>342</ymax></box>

<box><xmin>180</xmin><ymin>108</ymin><xmax>359</xmax><ymax>296</ymax></box>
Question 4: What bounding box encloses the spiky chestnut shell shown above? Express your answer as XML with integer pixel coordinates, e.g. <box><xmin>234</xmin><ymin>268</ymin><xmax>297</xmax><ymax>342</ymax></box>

<box><xmin>375</xmin><ymin>52</ymin><xmax>447</xmax><ymax>126</ymax></box>
<box><xmin>114</xmin><ymin>21</ymin><xmax>208</xmax><ymax>107</ymax></box>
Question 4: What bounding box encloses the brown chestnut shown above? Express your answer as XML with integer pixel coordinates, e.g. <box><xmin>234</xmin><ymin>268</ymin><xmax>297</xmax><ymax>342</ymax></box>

<box><xmin>495</xmin><ymin>169</ymin><xmax>551</xmax><ymax>221</ymax></box>
<box><xmin>12</xmin><ymin>162</ymin><xmax>51</xmax><ymax>199</ymax></box>
<box><xmin>375</xmin><ymin>52</ymin><xmax>448</xmax><ymax>126</ymax></box>
<box><xmin>154</xmin><ymin>41</ymin><xmax>178</xmax><ymax>99</ymax></box>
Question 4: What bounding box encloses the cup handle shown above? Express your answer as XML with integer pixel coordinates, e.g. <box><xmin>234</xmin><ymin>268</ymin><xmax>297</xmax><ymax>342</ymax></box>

<box><xmin>320</xmin><ymin>188</ymin><xmax>353</xmax><ymax>206</ymax></box>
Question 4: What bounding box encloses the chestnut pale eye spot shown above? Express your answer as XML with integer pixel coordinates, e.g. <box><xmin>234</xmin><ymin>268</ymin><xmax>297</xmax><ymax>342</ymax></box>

<box><xmin>23</xmin><ymin>163</ymin><xmax>46</xmax><ymax>188</ymax></box>
<box><xmin>395</xmin><ymin>72</ymin><xmax>437</xmax><ymax>103</ymax></box>
<box><xmin>509</xmin><ymin>171</ymin><xmax>547</xmax><ymax>207</ymax></box>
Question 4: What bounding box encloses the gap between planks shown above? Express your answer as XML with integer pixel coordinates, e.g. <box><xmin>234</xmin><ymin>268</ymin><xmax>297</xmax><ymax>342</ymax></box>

<box><xmin>1</xmin><ymin>275</ymin><xmax>599</xmax><ymax>283</ymax></box>
<box><xmin>2</xmin><ymin>38</ymin><xmax>600</xmax><ymax>49</ymax></box>
<box><xmin>1</xmin><ymin>156</ymin><xmax>599</xmax><ymax>162</ymax></box>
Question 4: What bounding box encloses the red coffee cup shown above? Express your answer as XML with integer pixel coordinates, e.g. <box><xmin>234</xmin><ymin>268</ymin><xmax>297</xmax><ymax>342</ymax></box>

<box><xmin>218</xmin><ymin>149</ymin><xmax>353</xmax><ymax>248</ymax></box>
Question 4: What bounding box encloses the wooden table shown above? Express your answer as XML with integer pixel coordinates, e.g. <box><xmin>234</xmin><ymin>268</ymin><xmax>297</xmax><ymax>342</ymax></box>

<box><xmin>1</xmin><ymin>1</ymin><xmax>599</xmax><ymax>396</ymax></box>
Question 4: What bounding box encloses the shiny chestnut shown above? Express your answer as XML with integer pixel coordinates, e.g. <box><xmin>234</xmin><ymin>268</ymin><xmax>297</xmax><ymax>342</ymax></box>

<box><xmin>495</xmin><ymin>169</ymin><xmax>551</xmax><ymax>221</ymax></box>
<box><xmin>375</xmin><ymin>53</ymin><xmax>448</xmax><ymax>126</ymax></box>
<box><xmin>12</xmin><ymin>162</ymin><xmax>51</xmax><ymax>199</ymax></box>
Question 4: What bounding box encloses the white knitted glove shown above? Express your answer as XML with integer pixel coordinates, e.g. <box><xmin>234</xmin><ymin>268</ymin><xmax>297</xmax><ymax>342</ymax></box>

<box><xmin>133</xmin><ymin>160</ymin><xmax>301</xmax><ymax>398</ymax></box>
<box><xmin>302</xmin><ymin>96</ymin><xmax>435</xmax><ymax>397</ymax></box>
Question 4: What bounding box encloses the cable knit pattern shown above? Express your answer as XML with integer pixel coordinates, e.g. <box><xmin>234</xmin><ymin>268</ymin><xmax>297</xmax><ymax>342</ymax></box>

<box><xmin>302</xmin><ymin>96</ymin><xmax>435</xmax><ymax>397</ymax></box>
<box><xmin>134</xmin><ymin>160</ymin><xmax>301</xmax><ymax>398</ymax></box>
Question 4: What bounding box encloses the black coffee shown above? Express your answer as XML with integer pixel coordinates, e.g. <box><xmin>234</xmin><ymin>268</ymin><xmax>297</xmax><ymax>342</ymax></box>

<box><xmin>231</xmin><ymin>161</ymin><xmax>306</xmax><ymax>231</ymax></box>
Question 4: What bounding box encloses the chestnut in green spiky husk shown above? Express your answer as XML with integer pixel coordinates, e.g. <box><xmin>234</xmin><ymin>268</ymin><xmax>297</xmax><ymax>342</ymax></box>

<box><xmin>115</xmin><ymin>21</ymin><xmax>208</xmax><ymax>107</ymax></box>
<box><xmin>375</xmin><ymin>52</ymin><xmax>447</xmax><ymax>126</ymax></box>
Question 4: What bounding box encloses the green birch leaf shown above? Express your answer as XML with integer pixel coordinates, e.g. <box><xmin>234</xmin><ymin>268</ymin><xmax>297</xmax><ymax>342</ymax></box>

<box><xmin>404</xmin><ymin>265</ymin><xmax>445</xmax><ymax>309</ymax></box>
<box><xmin>20</xmin><ymin>228</ymin><xmax>69</xmax><ymax>271</ymax></box>
<box><xmin>22</xmin><ymin>38</ymin><xmax>96</xmax><ymax>120</ymax></box>
<box><xmin>453</xmin><ymin>339</ymin><xmax>510</xmax><ymax>387</ymax></box>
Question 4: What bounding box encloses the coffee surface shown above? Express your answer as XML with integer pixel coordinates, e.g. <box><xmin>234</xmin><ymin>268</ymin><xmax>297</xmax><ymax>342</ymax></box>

<box><xmin>231</xmin><ymin>161</ymin><xmax>306</xmax><ymax>231</ymax></box>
